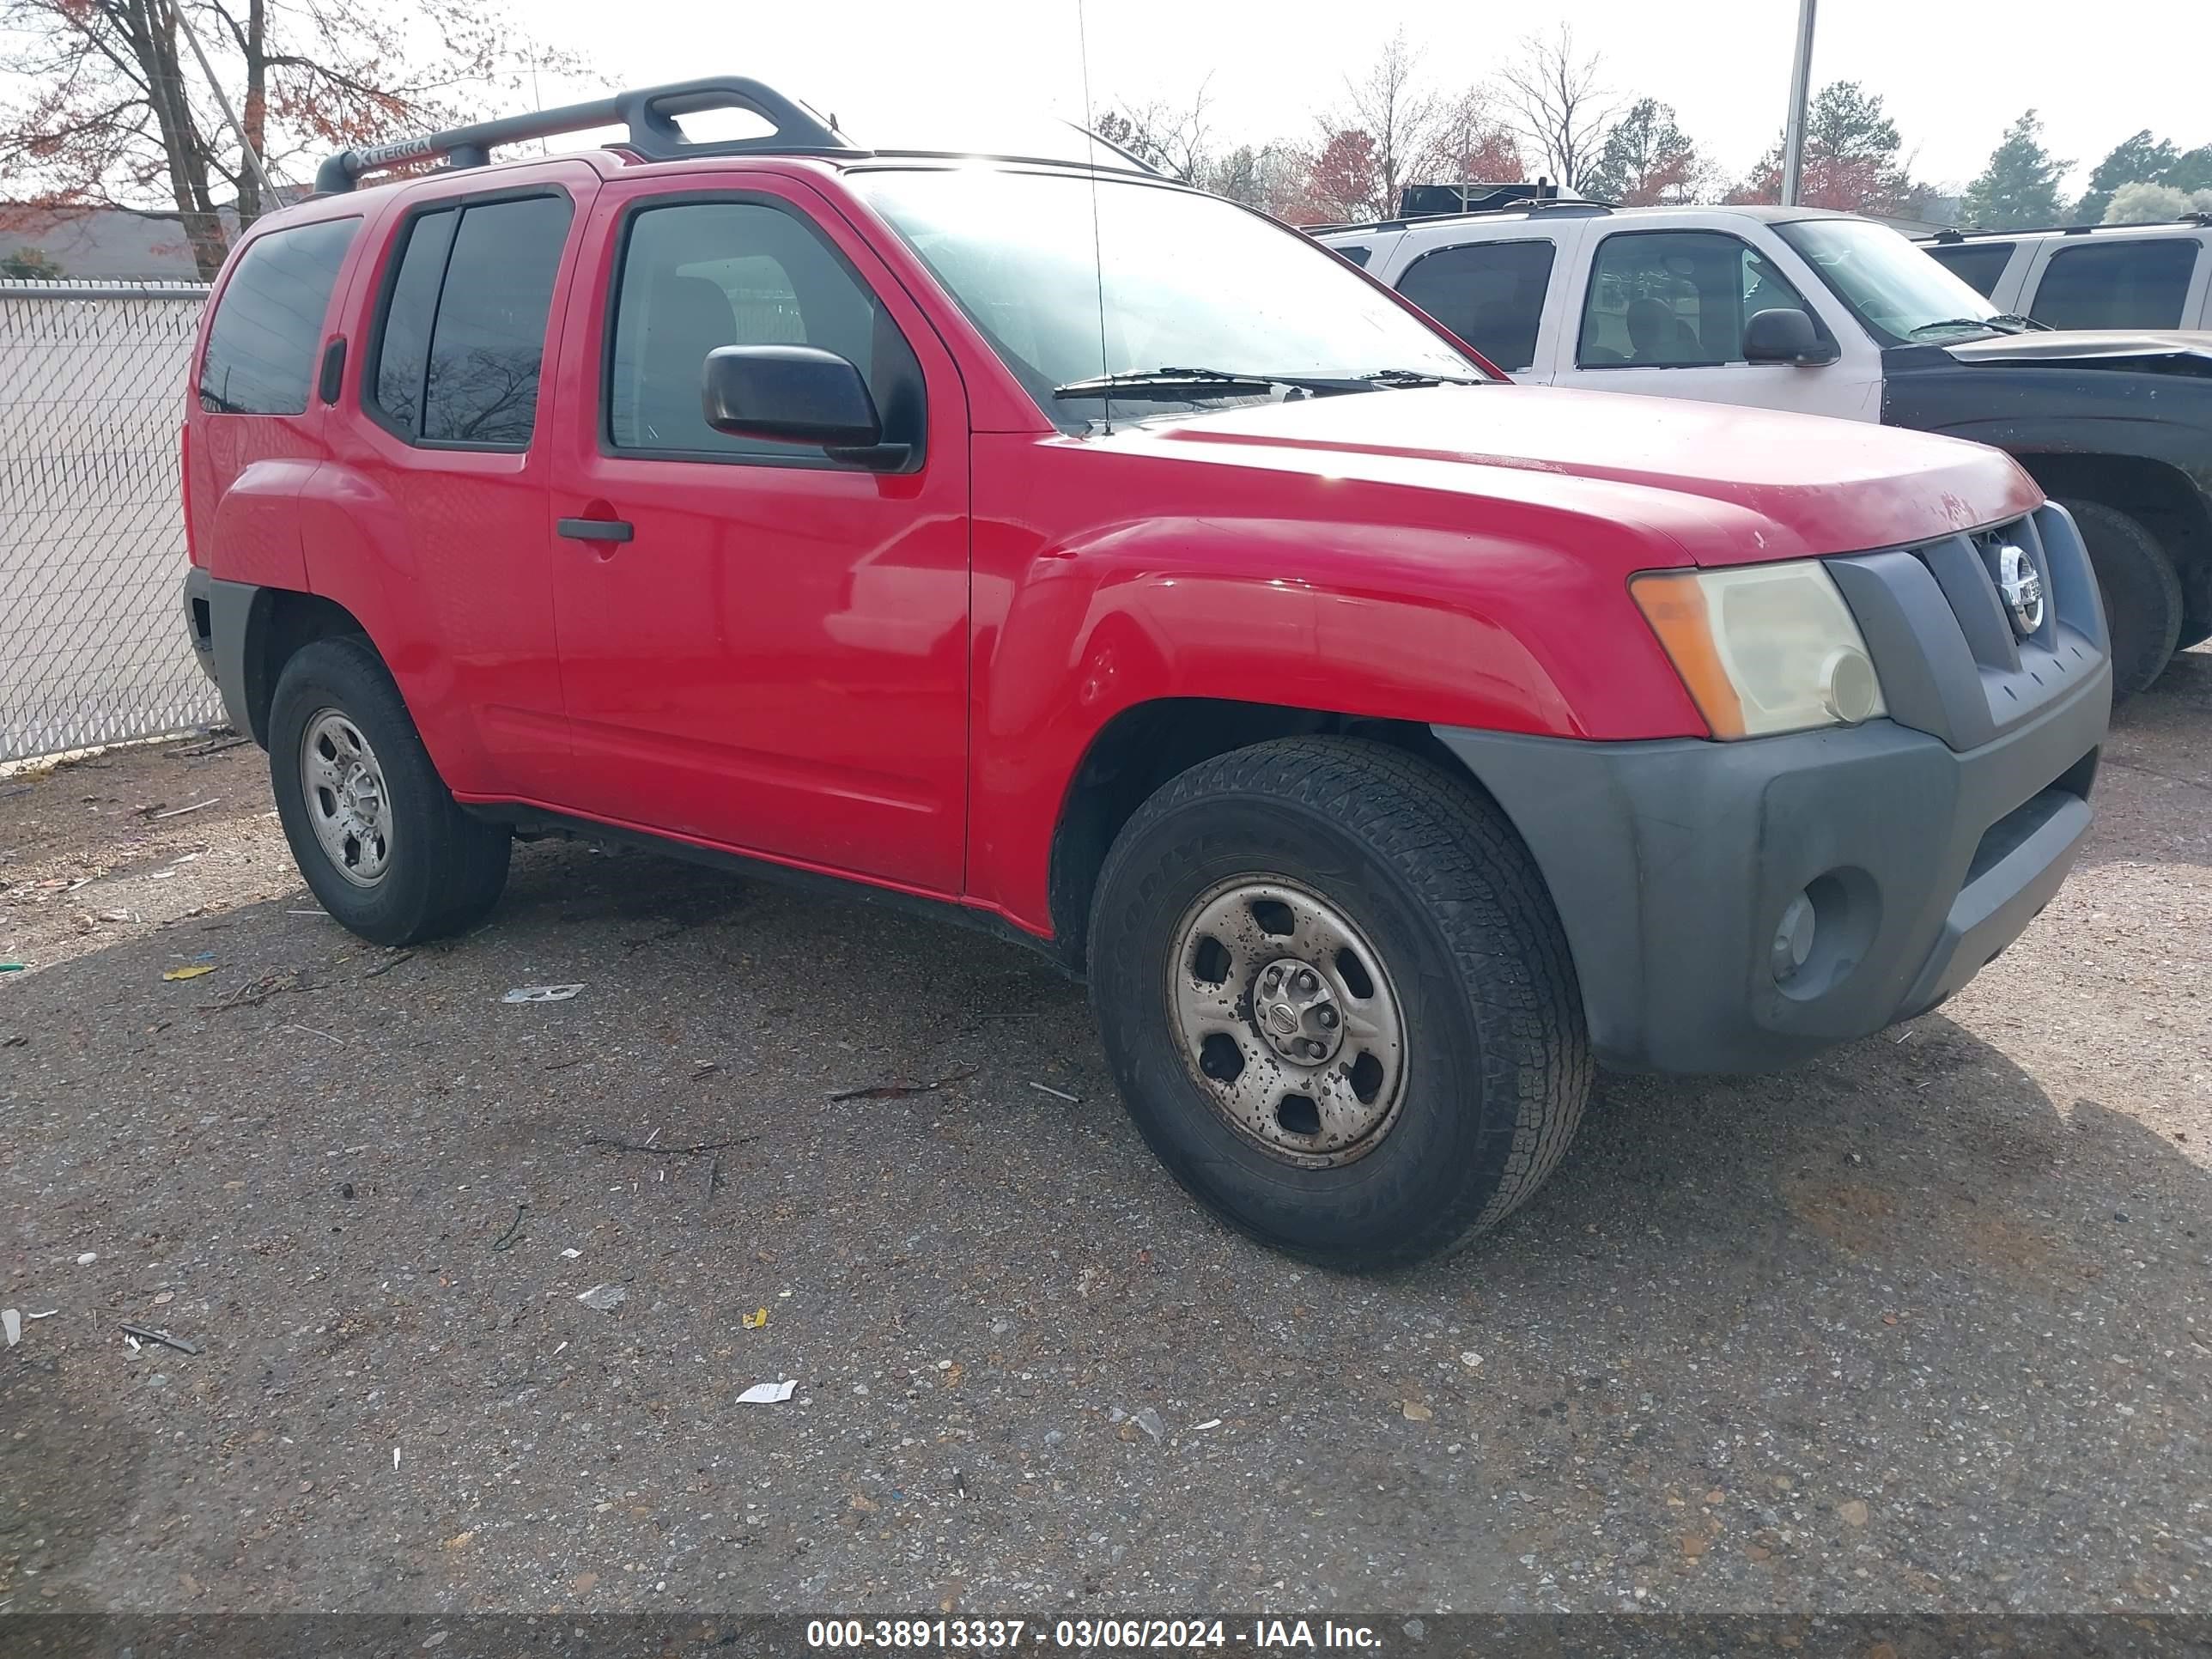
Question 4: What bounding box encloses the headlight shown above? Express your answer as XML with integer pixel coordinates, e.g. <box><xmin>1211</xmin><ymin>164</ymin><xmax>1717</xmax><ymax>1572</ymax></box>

<box><xmin>1630</xmin><ymin>560</ymin><xmax>1885</xmax><ymax>739</ymax></box>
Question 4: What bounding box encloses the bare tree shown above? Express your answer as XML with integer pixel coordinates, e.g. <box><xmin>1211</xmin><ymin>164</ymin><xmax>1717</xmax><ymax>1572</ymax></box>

<box><xmin>1497</xmin><ymin>23</ymin><xmax>1618</xmax><ymax>191</ymax></box>
<box><xmin>1323</xmin><ymin>28</ymin><xmax>1442</xmax><ymax>220</ymax></box>
<box><xmin>1095</xmin><ymin>78</ymin><xmax>1218</xmax><ymax>186</ymax></box>
<box><xmin>0</xmin><ymin>0</ymin><xmax>577</xmax><ymax>279</ymax></box>
<box><xmin>1418</xmin><ymin>86</ymin><xmax>1524</xmax><ymax>185</ymax></box>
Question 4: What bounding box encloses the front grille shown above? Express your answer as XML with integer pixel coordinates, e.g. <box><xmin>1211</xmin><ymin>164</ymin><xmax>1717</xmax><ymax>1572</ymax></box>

<box><xmin>1826</xmin><ymin>504</ymin><xmax>2107</xmax><ymax>752</ymax></box>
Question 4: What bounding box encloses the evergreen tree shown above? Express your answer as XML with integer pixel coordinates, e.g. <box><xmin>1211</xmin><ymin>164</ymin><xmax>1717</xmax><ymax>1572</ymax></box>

<box><xmin>2074</xmin><ymin>131</ymin><xmax>2180</xmax><ymax>223</ymax></box>
<box><xmin>1960</xmin><ymin>111</ymin><xmax>2069</xmax><ymax>228</ymax></box>
<box><xmin>1583</xmin><ymin>99</ymin><xmax>1709</xmax><ymax>205</ymax></box>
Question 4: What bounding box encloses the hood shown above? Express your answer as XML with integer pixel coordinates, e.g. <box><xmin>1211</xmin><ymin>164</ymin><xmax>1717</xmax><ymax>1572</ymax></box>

<box><xmin>1945</xmin><ymin>330</ymin><xmax>2212</xmax><ymax>374</ymax></box>
<box><xmin>1117</xmin><ymin>384</ymin><xmax>2040</xmax><ymax>568</ymax></box>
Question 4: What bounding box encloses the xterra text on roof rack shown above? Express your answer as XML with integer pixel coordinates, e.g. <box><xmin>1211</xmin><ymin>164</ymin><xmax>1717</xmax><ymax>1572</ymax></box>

<box><xmin>183</xmin><ymin>80</ymin><xmax>2110</xmax><ymax>1266</ymax></box>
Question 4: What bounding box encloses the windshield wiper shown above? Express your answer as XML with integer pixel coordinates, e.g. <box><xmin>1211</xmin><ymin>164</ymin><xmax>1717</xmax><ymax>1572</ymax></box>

<box><xmin>1361</xmin><ymin>368</ymin><xmax>1488</xmax><ymax>386</ymax></box>
<box><xmin>1909</xmin><ymin>317</ymin><xmax>2013</xmax><ymax>339</ymax></box>
<box><xmin>1051</xmin><ymin>366</ymin><xmax>1373</xmax><ymax>399</ymax></box>
<box><xmin>1988</xmin><ymin>313</ymin><xmax>2052</xmax><ymax>331</ymax></box>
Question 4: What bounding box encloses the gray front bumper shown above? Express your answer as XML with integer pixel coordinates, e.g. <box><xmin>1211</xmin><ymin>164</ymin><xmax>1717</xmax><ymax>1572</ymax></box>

<box><xmin>1431</xmin><ymin>659</ymin><xmax>2109</xmax><ymax>1073</ymax></box>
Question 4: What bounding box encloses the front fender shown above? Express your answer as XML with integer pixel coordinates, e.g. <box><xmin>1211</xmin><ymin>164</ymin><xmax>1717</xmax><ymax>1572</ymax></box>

<box><xmin>965</xmin><ymin>437</ymin><xmax>1711</xmax><ymax>929</ymax></box>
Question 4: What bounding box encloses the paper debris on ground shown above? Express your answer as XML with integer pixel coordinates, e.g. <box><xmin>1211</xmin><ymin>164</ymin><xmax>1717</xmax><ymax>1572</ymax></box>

<box><xmin>3</xmin><ymin>1309</ymin><xmax>19</xmax><ymax>1347</ymax></box>
<box><xmin>741</xmin><ymin>1306</ymin><xmax>768</xmax><ymax>1329</ymax></box>
<box><xmin>575</xmin><ymin>1283</ymin><xmax>628</xmax><ymax>1311</ymax></box>
<box><xmin>503</xmin><ymin>984</ymin><xmax>584</xmax><ymax>1003</ymax></box>
<box><xmin>76</xmin><ymin>1251</ymin><xmax>97</xmax><ymax>1265</ymax></box>
<box><xmin>560</xmin><ymin>1248</ymin><xmax>580</xmax><ymax>1259</ymax></box>
<box><xmin>162</xmin><ymin>964</ymin><xmax>216</xmax><ymax>981</ymax></box>
<box><xmin>1028</xmin><ymin>1081</ymin><xmax>1079</xmax><ymax>1102</ymax></box>
<box><xmin>736</xmin><ymin>1379</ymin><xmax>796</xmax><ymax>1405</ymax></box>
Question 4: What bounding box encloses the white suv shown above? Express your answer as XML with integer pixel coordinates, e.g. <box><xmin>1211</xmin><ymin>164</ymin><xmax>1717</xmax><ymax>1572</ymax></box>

<box><xmin>1317</xmin><ymin>200</ymin><xmax>2212</xmax><ymax>693</ymax></box>
<box><xmin>1918</xmin><ymin>218</ymin><xmax>2212</xmax><ymax>331</ymax></box>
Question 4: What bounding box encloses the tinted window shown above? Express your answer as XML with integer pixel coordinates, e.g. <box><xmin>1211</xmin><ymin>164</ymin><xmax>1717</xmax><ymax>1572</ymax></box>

<box><xmin>607</xmin><ymin>200</ymin><xmax>916</xmax><ymax>459</ymax></box>
<box><xmin>368</xmin><ymin>208</ymin><xmax>457</xmax><ymax>433</ymax></box>
<box><xmin>420</xmin><ymin>195</ymin><xmax>572</xmax><ymax>447</ymax></box>
<box><xmin>2030</xmin><ymin>239</ymin><xmax>2199</xmax><ymax>330</ymax></box>
<box><xmin>1579</xmin><ymin>230</ymin><xmax>1824</xmax><ymax>368</ymax></box>
<box><xmin>1334</xmin><ymin>243</ymin><xmax>1372</xmax><ymax>268</ymax></box>
<box><xmin>1396</xmin><ymin>240</ymin><xmax>1555</xmax><ymax>372</ymax></box>
<box><xmin>198</xmin><ymin>218</ymin><xmax>357</xmax><ymax>415</ymax></box>
<box><xmin>1924</xmin><ymin>241</ymin><xmax>2014</xmax><ymax>299</ymax></box>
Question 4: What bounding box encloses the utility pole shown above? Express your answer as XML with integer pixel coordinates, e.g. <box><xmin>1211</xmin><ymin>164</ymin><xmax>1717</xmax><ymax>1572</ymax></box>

<box><xmin>1779</xmin><ymin>0</ymin><xmax>1817</xmax><ymax>206</ymax></box>
<box><xmin>173</xmin><ymin>2</ymin><xmax>277</xmax><ymax>205</ymax></box>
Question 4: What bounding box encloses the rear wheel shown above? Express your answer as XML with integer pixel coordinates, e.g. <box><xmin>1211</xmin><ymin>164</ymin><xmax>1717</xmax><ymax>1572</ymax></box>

<box><xmin>269</xmin><ymin>636</ymin><xmax>510</xmax><ymax>945</ymax></box>
<box><xmin>1086</xmin><ymin>737</ymin><xmax>1590</xmax><ymax>1270</ymax></box>
<box><xmin>2059</xmin><ymin>497</ymin><xmax>2184</xmax><ymax>695</ymax></box>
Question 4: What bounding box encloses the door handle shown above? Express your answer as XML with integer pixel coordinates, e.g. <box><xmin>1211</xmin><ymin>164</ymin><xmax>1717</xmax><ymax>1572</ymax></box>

<box><xmin>557</xmin><ymin>517</ymin><xmax>634</xmax><ymax>543</ymax></box>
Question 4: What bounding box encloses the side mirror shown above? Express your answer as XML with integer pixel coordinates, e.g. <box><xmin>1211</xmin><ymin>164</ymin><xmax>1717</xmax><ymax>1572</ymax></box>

<box><xmin>701</xmin><ymin>344</ymin><xmax>882</xmax><ymax>448</ymax></box>
<box><xmin>1743</xmin><ymin>307</ymin><xmax>1836</xmax><ymax>366</ymax></box>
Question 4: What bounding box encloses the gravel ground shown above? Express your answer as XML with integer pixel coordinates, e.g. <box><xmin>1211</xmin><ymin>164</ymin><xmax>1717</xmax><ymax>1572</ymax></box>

<box><xmin>2</xmin><ymin>651</ymin><xmax>2207</xmax><ymax>1620</ymax></box>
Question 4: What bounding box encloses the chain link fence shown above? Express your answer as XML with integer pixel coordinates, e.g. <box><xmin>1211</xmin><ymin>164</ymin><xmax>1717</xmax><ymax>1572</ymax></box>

<box><xmin>1</xmin><ymin>279</ymin><xmax>221</xmax><ymax>763</ymax></box>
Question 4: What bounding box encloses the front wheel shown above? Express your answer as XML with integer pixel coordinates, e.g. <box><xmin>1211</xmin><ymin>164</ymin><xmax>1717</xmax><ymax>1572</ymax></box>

<box><xmin>2059</xmin><ymin>497</ymin><xmax>2183</xmax><ymax>696</ymax></box>
<box><xmin>269</xmin><ymin>636</ymin><xmax>510</xmax><ymax>945</ymax></box>
<box><xmin>1086</xmin><ymin>737</ymin><xmax>1591</xmax><ymax>1270</ymax></box>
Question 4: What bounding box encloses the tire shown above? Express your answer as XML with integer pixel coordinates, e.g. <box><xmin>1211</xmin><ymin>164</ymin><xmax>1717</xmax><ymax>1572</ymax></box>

<box><xmin>2058</xmin><ymin>498</ymin><xmax>2184</xmax><ymax>696</ymax></box>
<box><xmin>1086</xmin><ymin>736</ymin><xmax>1591</xmax><ymax>1271</ymax></box>
<box><xmin>269</xmin><ymin>635</ymin><xmax>510</xmax><ymax>945</ymax></box>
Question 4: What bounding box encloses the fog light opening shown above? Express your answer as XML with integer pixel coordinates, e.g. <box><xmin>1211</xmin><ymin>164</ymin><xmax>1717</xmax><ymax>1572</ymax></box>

<box><xmin>1771</xmin><ymin>891</ymin><xmax>1817</xmax><ymax>983</ymax></box>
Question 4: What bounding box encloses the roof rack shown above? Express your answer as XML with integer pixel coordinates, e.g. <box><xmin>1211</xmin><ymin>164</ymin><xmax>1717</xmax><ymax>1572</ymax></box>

<box><xmin>1926</xmin><ymin>212</ymin><xmax>2212</xmax><ymax>242</ymax></box>
<box><xmin>313</xmin><ymin>76</ymin><xmax>853</xmax><ymax>195</ymax></box>
<box><xmin>1304</xmin><ymin>179</ymin><xmax>1612</xmax><ymax>238</ymax></box>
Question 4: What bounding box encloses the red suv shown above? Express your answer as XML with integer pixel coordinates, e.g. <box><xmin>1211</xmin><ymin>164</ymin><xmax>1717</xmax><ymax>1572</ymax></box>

<box><xmin>181</xmin><ymin>79</ymin><xmax>2111</xmax><ymax>1267</ymax></box>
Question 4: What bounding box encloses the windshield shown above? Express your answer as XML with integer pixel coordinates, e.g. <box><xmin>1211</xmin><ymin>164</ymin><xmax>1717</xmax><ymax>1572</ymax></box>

<box><xmin>853</xmin><ymin>167</ymin><xmax>1484</xmax><ymax>428</ymax></box>
<box><xmin>1777</xmin><ymin>217</ymin><xmax>2003</xmax><ymax>346</ymax></box>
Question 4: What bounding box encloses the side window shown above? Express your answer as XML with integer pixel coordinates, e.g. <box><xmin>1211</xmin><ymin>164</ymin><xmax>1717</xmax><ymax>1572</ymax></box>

<box><xmin>1925</xmin><ymin>241</ymin><xmax>2014</xmax><ymax>299</ymax></box>
<box><xmin>422</xmin><ymin>196</ymin><xmax>572</xmax><ymax>446</ymax></box>
<box><xmin>366</xmin><ymin>194</ymin><xmax>571</xmax><ymax>448</ymax></box>
<box><xmin>198</xmin><ymin>218</ymin><xmax>357</xmax><ymax>415</ymax></box>
<box><xmin>1395</xmin><ymin>240</ymin><xmax>1555</xmax><ymax>372</ymax></box>
<box><xmin>2030</xmin><ymin>240</ymin><xmax>2199</xmax><ymax>330</ymax></box>
<box><xmin>368</xmin><ymin>208</ymin><xmax>457</xmax><ymax>433</ymax></box>
<box><xmin>1578</xmin><ymin>231</ymin><xmax>1825</xmax><ymax>368</ymax></box>
<box><xmin>606</xmin><ymin>199</ymin><xmax>921</xmax><ymax>461</ymax></box>
<box><xmin>1333</xmin><ymin>243</ymin><xmax>1373</xmax><ymax>268</ymax></box>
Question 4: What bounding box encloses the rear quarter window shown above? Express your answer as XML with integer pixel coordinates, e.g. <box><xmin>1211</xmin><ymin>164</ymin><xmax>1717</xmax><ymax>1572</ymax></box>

<box><xmin>1395</xmin><ymin>240</ymin><xmax>1555</xmax><ymax>372</ymax></box>
<box><xmin>2030</xmin><ymin>239</ymin><xmax>2201</xmax><ymax>330</ymax></box>
<box><xmin>198</xmin><ymin>218</ymin><xmax>358</xmax><ymax>415</ymax></box>
<box><xmin>1924</xmin><ymin>241</ymin><xmax>2014</xmax><ymax>300</ymax></box>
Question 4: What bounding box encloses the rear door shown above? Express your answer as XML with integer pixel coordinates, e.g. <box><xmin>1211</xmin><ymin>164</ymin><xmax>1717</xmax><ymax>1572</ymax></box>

<box><xmin>1550</xmin><ymin>221</ymin><xmax>1881</xmax><ymax>419</ymax></box>
<box><xmin>309</xmin><ymin>166</ymin><xmax>598</xmax><ymax>802</ymax></box>
<box><xmin>542</xmin><ymin>171</ymin><xmax>971</xmax><ymax>894</ymax></box>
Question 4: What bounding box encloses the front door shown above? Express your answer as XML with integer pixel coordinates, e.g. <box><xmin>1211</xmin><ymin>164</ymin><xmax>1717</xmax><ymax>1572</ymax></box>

<box><xmin>544</xmin><ymin>175</ymin><xmax>970</xmax><ymax>895</ymax></box>
<box><xmin>1548</xmin><ymin>225</ymin><xmax>1881</xmax><ymax>421</ymax></box>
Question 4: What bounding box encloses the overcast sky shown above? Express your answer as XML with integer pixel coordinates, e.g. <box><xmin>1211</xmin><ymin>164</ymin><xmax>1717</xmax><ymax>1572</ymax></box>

<box><xmin>514</xmin><ymin>0</ymin><xmax>2211</xmax><ymax>195</ymax></box>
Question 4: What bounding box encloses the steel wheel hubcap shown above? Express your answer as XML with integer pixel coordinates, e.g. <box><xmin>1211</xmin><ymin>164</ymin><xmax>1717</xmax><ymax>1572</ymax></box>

<box><xmin>300</xmin><ymin>710</ymin><xmax>392</xmax><ymax>887</ymax></box>
<box><xmin>1166</xmin><ymin>878</ymin><xmax>1408</xmax><ymax>1165</ymax></box>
